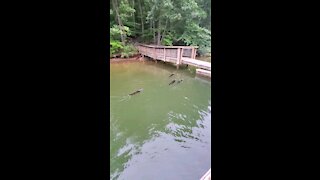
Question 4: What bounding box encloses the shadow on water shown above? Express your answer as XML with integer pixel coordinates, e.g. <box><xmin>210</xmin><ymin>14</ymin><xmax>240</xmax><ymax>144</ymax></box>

<box><xmin>110</xmin><ymin>61</ymin><xmax>211</xmax><ymax>180</ymax></box>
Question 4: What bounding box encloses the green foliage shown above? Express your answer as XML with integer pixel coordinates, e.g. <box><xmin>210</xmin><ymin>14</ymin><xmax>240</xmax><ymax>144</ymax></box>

<box><xmin>162</xmin><ymin>37</ymin><xmax>173</xmax><ymax>46</ymax></box>
<box><xmin>180</xmin><ymin>22</ymin><xmax>211</xmax><ymax>55</ymax></box>
<box><xmin>161</xmin><ymin>32</ymin><xmax>174</xmax><ymax>46</ymax></box>
<box><xmin>119</xmin><ymin>0</ymin><xmax>136</xmax><ymax>23</ymax></box>
<box><xmin>110</xmin><ymin>0</ymin><xmax>211</xmax><ymax>57</ymax></box>
<box><xmin>120</xmin><ymin>44</ymin><xmax>138</xmax><ymax>58</ymax></box>
<box><xmin>110</xmin><ymin>40</ymin><xmax>137</xmax><ymax>58</ymax></box>
<box><xmin>110</xmin><ymin>25</ymin><xmax>131</xmax><ymax>40</ymax></box>
<box><xmin>110</xmin><ymin>40</ymin><xmax>123</xmax><ymax>55</ymax></box>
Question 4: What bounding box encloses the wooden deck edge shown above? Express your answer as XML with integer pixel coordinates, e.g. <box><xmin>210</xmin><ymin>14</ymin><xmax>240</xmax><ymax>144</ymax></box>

<box><xmin>200</xmin><ymin>168</ymin><xmax>211</xmax><ymax>180</ymax></box>
<box><xmin>196</xmin><ymin>69</ymin><xmax>211</xmax><ymax>78</ymax></box>
<box><xmin>138</xmin><ymin>44</ymin><xmax>198</xmax><ymax>49</ymax></box>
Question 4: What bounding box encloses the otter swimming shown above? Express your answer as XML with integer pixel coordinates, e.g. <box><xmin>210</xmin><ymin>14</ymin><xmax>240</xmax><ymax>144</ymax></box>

<box><xmin>129</xmin><ymin>88</ymin><xmax>144</xmax><ymax>96</ymax></box>
<box><xmin>177</xmin><ymin>80</ymin><xmax>183</xmax><ymax>84</ymax></box>
<box><xmin>169</xmin><ymin>80</ymin><xmax>176</xmax><ymax>85</ymax></box>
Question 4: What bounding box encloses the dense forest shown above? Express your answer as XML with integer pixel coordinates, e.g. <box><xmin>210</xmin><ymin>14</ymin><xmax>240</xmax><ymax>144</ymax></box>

<box><xmin>110</xmin><ymin>0</ymin><xmax>211</xmax><ymax>58</ymax></box>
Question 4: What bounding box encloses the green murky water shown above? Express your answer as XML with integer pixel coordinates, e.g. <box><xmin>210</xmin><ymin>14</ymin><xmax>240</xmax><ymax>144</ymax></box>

<box><xmin>110</xmin><ymin>61</ymin><xmax>211</xmax><ymax>180</ymax></box>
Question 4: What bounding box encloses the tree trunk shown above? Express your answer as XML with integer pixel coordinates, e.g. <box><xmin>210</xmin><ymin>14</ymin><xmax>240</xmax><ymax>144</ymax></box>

<box><xmin>112</xmin><ymin>0</ymin><xmax>125</xmax><ymax>44</ymax></box>
<box><xmin>132</xmin><ymin>0</ymin><xmax>135</xmax><ymax>33</ymax></box>
<box><xmin>149</xmin><ymin>20</ymin><xmax>152</xmax><ymax>44</ymax></box>
<box><xmin>138</xmin><ymin>0</ymin><xmax>144</xmax><ymax>35</ymax></box>
<box><xmin>160</xmin><ymin>19</ymin><xmax>168</xmax><ymax>44</ymax></box>
<box><xmin>157</xmin><ymin>19</ymin><xmax>161</xmax><ymax>45</ymax></box>
<box><xmin>153</xmin><ymin>20</ymin><xmax>156</xmax><ymax>45</ymax></box>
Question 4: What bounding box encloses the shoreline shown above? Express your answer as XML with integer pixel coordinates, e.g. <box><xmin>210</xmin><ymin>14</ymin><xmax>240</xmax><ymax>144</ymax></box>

<box><xmin>110</xmin><ymin>54</ymin><xmax>143</xmax><ymax>64</ymax></box>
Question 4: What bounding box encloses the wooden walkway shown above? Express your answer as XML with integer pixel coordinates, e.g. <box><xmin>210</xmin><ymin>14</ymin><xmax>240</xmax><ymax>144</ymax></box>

<box><xmin>182</xmin><ymin>57</ymin><xmax>211</xmax><ymax>71</ymax></box>
<box><xmin>137</xmin><ymin>44</ymin><xmax>211</xmax><ymax>72</ymax></box>
<box><xmin>200</xmin><ymin>168</ymin><xmax>211</xmax><ymax>180</ymax></box>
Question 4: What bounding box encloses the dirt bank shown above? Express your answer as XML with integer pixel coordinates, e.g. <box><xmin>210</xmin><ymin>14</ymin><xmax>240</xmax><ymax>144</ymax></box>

<box><xmin>110</xmin><ymin>54</ymin><xmax>143</xmax><ymax>63</ymax></box>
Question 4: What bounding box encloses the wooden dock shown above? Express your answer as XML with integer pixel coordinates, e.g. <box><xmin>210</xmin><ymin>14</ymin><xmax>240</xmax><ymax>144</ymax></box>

<box><xmin>137</xmin><ymin>44</ymin><xmax>211</xmax><ymax>77</ymax></box>
<box><xmin>200</xmin><ymin>168</ymin><xmax>211</xmax><ymax>180</ymax></box>
<box><xmin>182</xmin><ymin>57</ymin><xmax>211</xmax><ymax>71</ymax></box>
<box><xmin>196</xmin><ymin>69</ymin><xmax>211</xmax><ymax>78</ymax></box>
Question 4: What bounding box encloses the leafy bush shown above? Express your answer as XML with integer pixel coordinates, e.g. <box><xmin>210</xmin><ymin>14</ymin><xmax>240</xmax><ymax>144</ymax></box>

<box><xmin>179</xmin><ymin>22</ymin><xmax>211</xmax><ymax>56</ymax></box>
<box><xmin>110</xmin><ymin>40</ymin><xmax>123</xmax><ymax>56</ymax></box>
<box><xmin>161</xmin><ymin>32</ymin><xmax>174</xmax><ymax>46</ymax></box>
<box><xmin>120</xmin><ymin>44</ymin><xmax>137</xmax><ymax>58</ymax></box>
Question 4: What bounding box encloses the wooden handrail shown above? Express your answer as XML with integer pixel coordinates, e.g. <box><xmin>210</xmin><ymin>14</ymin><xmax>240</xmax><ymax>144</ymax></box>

<box><xmin>136</xmin><ymin>44</ymin><xmax>209</xmax><ymax>71</ymax></box>
<box><xmin>137</xmin><ymin>44</ymin><xmax>198</xmax><ymax>49</ymax></box>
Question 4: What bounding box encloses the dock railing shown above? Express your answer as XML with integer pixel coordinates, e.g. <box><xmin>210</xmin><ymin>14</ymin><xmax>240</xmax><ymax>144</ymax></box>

<box><xmin>137</xmin><ymin>44</ymin><xmax>198</xmax><ymax>65</ymax></box>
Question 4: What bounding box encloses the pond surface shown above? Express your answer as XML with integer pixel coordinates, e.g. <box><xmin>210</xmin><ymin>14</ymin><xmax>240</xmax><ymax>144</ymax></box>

<box><xmin>110</xmin><ymin>61</ymin><xmax>211</xmax><ymax>180</ymax></box>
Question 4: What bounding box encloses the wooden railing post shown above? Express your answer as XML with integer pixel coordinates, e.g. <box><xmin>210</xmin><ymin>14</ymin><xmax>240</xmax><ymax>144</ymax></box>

<box><xmin>181</xmin><ymin>48</ymin><xmax>184</xmax><ymax>63</ymax></box>
<box><xmin>176</xmin><ymin>48</ymin><xmax>180</xmax><ymax>69</ymax></box>
<box><xmin>154</xmin><ymin>47</ymin><xmax>157</xmax><ymax>63</ymax></box>
<box><xmin>176</xmin><ymin>48</ymin><xmax>180</xmax><ymax>65</ymax></box>
<box><xmin>191</xmin><ymin>47</ymin><xmax>195</xmax><ymax>59</ymax></box>
<box><xmin>163</xmin><ymin>48</ymin><xmax>166</xmax><ymax>62</ymax></box>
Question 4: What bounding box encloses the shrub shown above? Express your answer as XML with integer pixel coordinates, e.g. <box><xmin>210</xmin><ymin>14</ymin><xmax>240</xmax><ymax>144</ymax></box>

<box><xmin>120</xmin><ymin>44</ymin><xmax>138</xmax><ymax>58</ymax></box>
<box><xmin>110</xmin><ymin>40</ymin><xmax>123</xmax><ymax>56</ymax></box>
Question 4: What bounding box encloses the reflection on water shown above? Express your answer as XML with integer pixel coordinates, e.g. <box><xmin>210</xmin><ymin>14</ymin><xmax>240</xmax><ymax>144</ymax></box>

<box><xmin>110</xmin><ymin>61</ymin><xmax>211</xmax><ymax>180</ymax></box>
